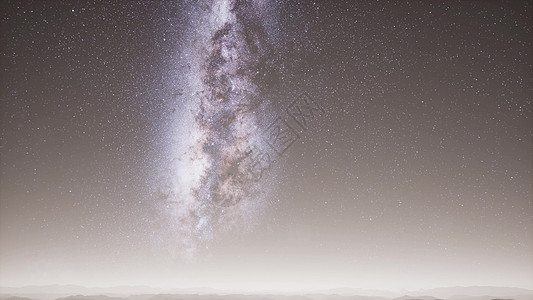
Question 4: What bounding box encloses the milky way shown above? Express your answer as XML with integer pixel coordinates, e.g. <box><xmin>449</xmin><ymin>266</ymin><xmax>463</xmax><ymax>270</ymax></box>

<box><xmin>2</xmin><ymin>0</ymin><xmax>532</xmax><ymax>288</ymax></box>
<box><xmin>160</xmin><ymin>0</ymin><xmax>280</xmax><ymax>258</ymax></box>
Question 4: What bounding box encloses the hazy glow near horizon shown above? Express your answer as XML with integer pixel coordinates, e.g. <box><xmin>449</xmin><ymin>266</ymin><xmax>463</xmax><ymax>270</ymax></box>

<box><xmin>1</xmin><ymin>0</ymin><xmax>532</xmax><ymax>291</ymax></box>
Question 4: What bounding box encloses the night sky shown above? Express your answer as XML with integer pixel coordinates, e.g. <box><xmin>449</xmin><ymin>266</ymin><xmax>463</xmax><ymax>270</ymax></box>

<box><xmin>1</xmin><ymin>0</ymin><xmax>532</xmax><ymax>291</ymax></box>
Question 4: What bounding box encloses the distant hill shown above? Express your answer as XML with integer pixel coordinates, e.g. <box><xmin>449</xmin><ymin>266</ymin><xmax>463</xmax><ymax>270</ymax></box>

<box><xmin>0</xmin><ymin>285</ymin><xmax>532</xmax><ymax>300</ymax></box>
<box><xmin>447</xmin><ymin>296</ymin><xmax>533</xmax><ymax>300</ymax></box>
<box><xmin>416</xmin><ymin>287</ymin><xmax>533</xmax><ymax>299</ymax></box>
<box><xmin>57</xmin><ymin>295</ymin><xmax>126</xmax><ymax>300</ymax></box>
<box><xmin>0</xmin><ymin>296</ymin><xmax>35</xmax><ymax>300</ymax></box>
<box><xmin>393</xmin><ymin>295</ymin><xmax>442</xmax><ymax>300</ymax></box>
<box><xmin>310</xmin><ymin>288</ymin><xmax>396</xmax><ymax>297</ymax></box>
<box><xmin>0</xmin><ymin>286</ymin><xmax>160</xmax><ymax>296</ymax></box>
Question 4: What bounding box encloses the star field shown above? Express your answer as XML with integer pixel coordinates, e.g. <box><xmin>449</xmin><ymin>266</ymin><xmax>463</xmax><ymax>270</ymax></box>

<box><xmin>1</xmin><ymin>0</ymin><xmax>532</xmax><ymax>291</ymax></box>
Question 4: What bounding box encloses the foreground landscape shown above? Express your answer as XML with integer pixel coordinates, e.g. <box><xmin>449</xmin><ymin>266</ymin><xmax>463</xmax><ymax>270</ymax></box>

<box><xmin>1</xmin><ymin>286</ymin><xmax>532</xmax><ymax>300</ymax></box>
